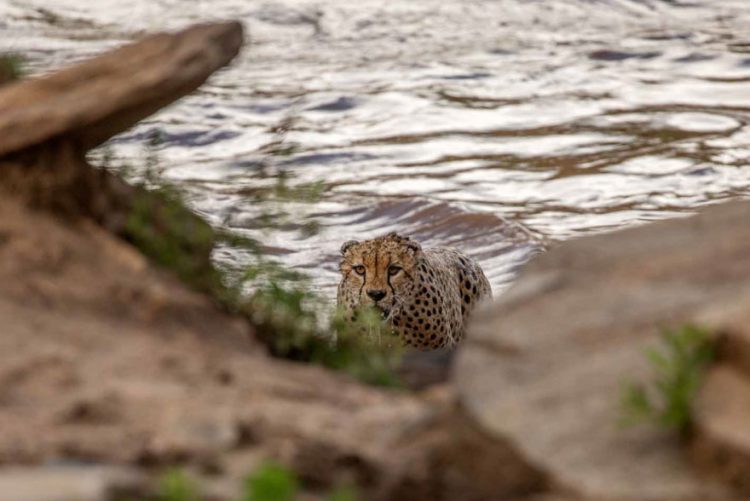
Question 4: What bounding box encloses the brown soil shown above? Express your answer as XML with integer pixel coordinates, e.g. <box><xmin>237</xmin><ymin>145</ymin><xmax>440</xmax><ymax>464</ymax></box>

<box><xmin>0</xmin><ymin>187</ymin><xmax>469</xmax><ymax>499</ymax></box>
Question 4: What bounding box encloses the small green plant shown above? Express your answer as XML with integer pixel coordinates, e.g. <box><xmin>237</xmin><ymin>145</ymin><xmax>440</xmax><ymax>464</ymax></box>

<box><xmin>0</xmin><ymin>53</ymin><xmax>23</xmax><ymax>84</ymax></box>
<box><xmin>242</xmin><ymin>462</ymin><xmax>299</xmax><ymax>501</ymax></box>
<box><xmin>620</xmin><ymin>325</ymin><xmax>715</xmax><ymax>434</ymax></box>
<box><xmin>143</xmin><ymin>129</ymin><xmax>166</xmax><ymax>186</ymax></box>
<box><xmin>156</xmin><ymin>463</ymin><xmax>358</xmax><ymax>501</ymax></box>
<box><xmin>326</xmin><ymin>485</ymin><xmax>358</xmax><ymax>501</ymax></box>
<box><xmin>328</xmin><ymin>307</ymin><xmax>403</xmax><ymax>387</ymax></box>
<box><xmin>124</xmin><ymin>189</ymin><xmax>221</xmax><ymax>295</ymax></box>
<box><xmin>241</xmin><ymin>462</ymin><xmax>359</xmax><ymax>501</ymax></box>
<box><xmin>249</xmin><ymin>279</ymin><xmax>403</xmax><ymax>388</ymax></box>
<box><xmin>157</xmin><ymin>469</ymin><xmax>199</xmax><ymax>501</ymax></box>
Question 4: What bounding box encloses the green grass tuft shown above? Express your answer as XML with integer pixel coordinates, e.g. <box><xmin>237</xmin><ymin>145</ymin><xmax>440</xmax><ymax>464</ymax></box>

<box><xmin>124</xmin><ymin>189</ymin><xmax>221</xmax><ymax>295</ymax></box>
<box><xmin>157</xmin><ymin>469</ymin><xmax>199</xmax><ymax>501</ymax></box>
<box><xmin>620</xmin><ymin>325</ymin><xmax>715</xmax><ymax>434</ymax></box>
<box><xmin>0</xmin><ymin>53</ymin><xmax>24</xmax><ymax>85</ymax></box>
<box><xmin>242</xmin><ymin>462</ymin><xmax>299</xmax><ymax>501</ymax></box>
<box><xmin>326</xmin><ymin>485</ymin><xmax>358</xmax><ymax>501</ymax></box>
<box><xmin>328</xmin><ymin>307</ymin><xmax>403</xmax><ymax>387</ymax></box>
<box><xmin>249</xmin><ymin>280</ymin><xmax>403</xmax><ymax>388</ymax></box>
<box><xmin>156</xmin><ymin>463</ymin><xmax>358</xmax><ymax>501</ymax></box>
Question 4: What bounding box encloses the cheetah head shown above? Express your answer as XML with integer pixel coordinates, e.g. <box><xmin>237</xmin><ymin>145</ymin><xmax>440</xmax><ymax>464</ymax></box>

<box><xmin>339</xmin><ymin>232</ymin><xmax>423</xmax><ymax>318</ymax></box>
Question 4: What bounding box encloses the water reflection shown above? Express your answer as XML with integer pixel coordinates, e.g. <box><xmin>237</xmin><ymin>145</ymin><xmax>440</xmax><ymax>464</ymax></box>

<box><xmin>4</xmin><ymin>0</ymin><xmax>750</xmax><ymax>296</ymax></box>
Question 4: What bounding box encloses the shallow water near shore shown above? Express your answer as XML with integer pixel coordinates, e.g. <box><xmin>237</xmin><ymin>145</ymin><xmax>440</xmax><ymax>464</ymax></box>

<box><xmin>3</xmin><ymin>0</ymin><xmax>750</xmax><ymax>296</ymax></box>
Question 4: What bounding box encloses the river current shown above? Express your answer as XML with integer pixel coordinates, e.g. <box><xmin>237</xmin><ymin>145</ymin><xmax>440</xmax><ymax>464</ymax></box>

<box><xmin>3</xmin><ymin>0</ymin><xmax>750</xmax><ymax>296</ymax></box>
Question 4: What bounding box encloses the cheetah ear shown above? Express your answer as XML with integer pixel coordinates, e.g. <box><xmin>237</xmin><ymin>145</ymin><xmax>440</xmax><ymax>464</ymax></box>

<box><xmin>403</xmin><ymin>237</ymin><xmax>422</xmax><ymax>255</ymax></box>
<box><xmin>340</xmin><ymin>240</ymin><xmax>359</xmax><ymax>255</ymax></box>
<box><xmin>385</xmin><ymin>232</ymin><xmax>422</xmax><ymax>255</ymax></box>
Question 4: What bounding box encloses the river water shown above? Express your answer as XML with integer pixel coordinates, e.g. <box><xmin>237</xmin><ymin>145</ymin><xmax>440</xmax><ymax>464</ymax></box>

<box><xmin>3</xmin><ymin>0</ymin><xmax>750</xmax><ymax>296</ymax></box>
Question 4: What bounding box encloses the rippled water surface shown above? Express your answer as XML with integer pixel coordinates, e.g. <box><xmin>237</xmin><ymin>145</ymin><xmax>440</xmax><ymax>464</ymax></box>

<box><xmin>4</xmin><ymin>0</ymin><xmax>750</xmax><ymax>295</ymax></box>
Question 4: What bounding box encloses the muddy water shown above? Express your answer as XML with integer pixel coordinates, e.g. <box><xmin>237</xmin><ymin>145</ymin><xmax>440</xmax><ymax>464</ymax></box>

<box><xmin>3</xmin><ymin>0</ymin><xmax>750</xmax><ymax>296</ymax></box>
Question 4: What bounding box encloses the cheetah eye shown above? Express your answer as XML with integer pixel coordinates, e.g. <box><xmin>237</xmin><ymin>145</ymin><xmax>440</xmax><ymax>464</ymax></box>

<box><xmin>353</xmin><ymin>265</ymin><xmax>366</xmax><ymax>275</ymax></box>
<box><xmin>388</xmin><ymin>265</ymin><xmax>402</xmax><ymax>276</ymax></box>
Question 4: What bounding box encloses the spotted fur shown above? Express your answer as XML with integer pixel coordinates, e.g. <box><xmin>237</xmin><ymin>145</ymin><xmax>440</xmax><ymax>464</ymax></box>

<box><xmin>337</xmin><ymin>232</ymin><xmax>492</xmax><ymax>350</ymax></box>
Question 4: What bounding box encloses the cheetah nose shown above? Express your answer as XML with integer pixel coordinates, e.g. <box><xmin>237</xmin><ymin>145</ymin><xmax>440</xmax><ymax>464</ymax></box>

<box><xmin>366</xmin><ymin>289</ymin><xmax>386</xmax><ymax>302</ymax></box>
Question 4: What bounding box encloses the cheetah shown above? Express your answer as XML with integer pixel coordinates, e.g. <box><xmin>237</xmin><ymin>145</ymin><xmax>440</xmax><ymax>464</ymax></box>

<box><xmin>337</xmin><ymin>232</ymin><xmax>492</xmax><ymax>350</ymax></box>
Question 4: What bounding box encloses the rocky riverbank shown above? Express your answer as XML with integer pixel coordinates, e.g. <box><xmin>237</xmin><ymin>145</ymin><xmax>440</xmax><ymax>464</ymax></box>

<box><xmin>457</xmin><ymin>200</ymin><xmax>750</xmax><ymax>500</ymax></box>
<box><xmin>0</xmin><ymin>21</ymin><xmax>514</xmax><ymax>501</ymax></box>
<box><xmin>2</xmin><ymin>19</ymin><xmax>750</xmax><ymax>501</ymax></box>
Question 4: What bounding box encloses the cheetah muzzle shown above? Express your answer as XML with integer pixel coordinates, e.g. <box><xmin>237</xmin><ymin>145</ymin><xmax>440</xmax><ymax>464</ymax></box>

<box><xmin>336</xmin><ymin>232</ymin><xmax>492</xmax><ymax>350</ymax></box>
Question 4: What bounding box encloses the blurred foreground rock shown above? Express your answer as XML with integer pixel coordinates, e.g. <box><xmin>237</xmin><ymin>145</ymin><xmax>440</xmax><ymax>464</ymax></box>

<box><xmin>0</xmin><ymin>22</ymin><xmax>244</xmax><ymax>156</ymax></box>
<box><xmin>0</xmin><ymin>192</ymin><xmax>544</xmax><ymax>499</ymax></box>
<box><xmin>0</xmin><ymin>21</ymin><xmax>244</xmax><ymax>225</ymax></box>
<box><xmin>690</xmin><ymin>295</ymin><xmax>750</xmax><ymax>493</ymax></box>
<box><xmin>0</xmin><ymin>466</ymin><xmax>147</xmax><ymax>501</ymax></box>
<box><xmin>457</xmin><ymin>201</ymin><xmax>750</xmax><ymax>500</ymax></box>
<box><xmin>0</xmin><ymin>21</ymin><xmax>545</xmax><ymax>501</ymax></box>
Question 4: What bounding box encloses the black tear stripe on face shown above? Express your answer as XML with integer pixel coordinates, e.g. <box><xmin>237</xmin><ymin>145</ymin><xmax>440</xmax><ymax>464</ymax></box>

<box><xmin>358</xmin><ymin>268</ymin><xmax>366</xmax><ymax>300</ymax></box>
<box><xmin>375</xmin><ymin>248</ymin><xmax>381</xmax><ymax>280</ymax></box>
<box><xmin>385</xmin><ymin>256</ymin><xmax>395</xmax><ymax>298</ymax></box>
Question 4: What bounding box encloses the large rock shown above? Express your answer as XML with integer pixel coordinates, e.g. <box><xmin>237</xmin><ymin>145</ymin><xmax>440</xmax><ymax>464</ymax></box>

<box><xmin>455</xmin><ymin>201</ymin><xmax>750</xmax><ymax>500</ymax></box>
<box><xmin>0</xmin><ymin>22</ymin><xmax>243</xmax><ymax>155</ymax></box>
<box><xmin>0</xmin><ymin>466</ymin><xmax>147</xmax><ymax>501</ymax></box>
<box><xmin>0</xmin><ymin>21</ymin><xmax>241</xmax><ymax>222</ymax></box>
<box><xmin>689</xmin><ymin>296</ymin><xmax>750</xmax><ymax>492</ymax></box>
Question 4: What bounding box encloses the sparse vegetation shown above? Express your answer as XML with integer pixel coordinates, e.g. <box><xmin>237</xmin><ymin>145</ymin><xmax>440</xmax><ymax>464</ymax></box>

<box><xmin>94</xmin><ymin>125</ymin><xmax>403</xmax><ymax>388</ymax></box>
<box><xmin>326</xmin><ymin>486</ymin><xmax>358</xmax><ymax>501</ymax></box>
<box><xmin>248</xmin><ymin>282</ymin><xmax>403</xmax><ymax>387</ymax></box>
<box><xmin>124</xmin><ymin>188</ymin><xmax>221</xmax><ymax>294</ymax></box>
<box><xmin>100</xmin><ymin>131</ymin><xmax>223</xmax><ymax>297</ymax></box>
<box><xmin>620</xmin><ymin>325</ymin><xmax>715</xmax><ymax>434</ymax></box>
<box><xmin>243</xmin><ymin>462</ymin><xmax>299</xmax><ymax>501</ymax></box>
<box><xmin>158</xmin><ymin>469</ymin><xmax>199</xmax><ymax>501</ymax></box>
<box><xmin>157</xmin><ymin>462</ymin><xmax>357</xmax><ymax>501</ymax></box>
<box><xmin>0</xmin><ymin>53</ymin><xmax>23</xmax><ymax>85</ymax></box>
